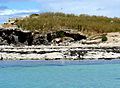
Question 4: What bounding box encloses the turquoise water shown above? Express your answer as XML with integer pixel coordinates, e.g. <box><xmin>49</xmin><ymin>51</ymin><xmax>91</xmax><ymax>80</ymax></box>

<box><xmin>1</xmin><ymin>61</ymin><xmax>120</xmax><ymax>88</ymax></box>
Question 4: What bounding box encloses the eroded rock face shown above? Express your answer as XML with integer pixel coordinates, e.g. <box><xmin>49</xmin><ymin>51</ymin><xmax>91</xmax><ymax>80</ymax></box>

<box><xmin>15</xmin><ymin>30</ymin><xmax>33</xmax><ymax>45</ymax></box>
<box><xmin>46</xmin><ymin>31</ymin><xmax>86</xmax><ymax>42</ymax></box>
<box><xmin>0</xmin><ymin>29</ymin><xmax>14</xmax><ymax>45</ymax></box>
<box><xmin>0</xmin><ymin>28</ymin><xmax>33</xmax><ymax>45</ymax></box>
<box><xmin>32</xmin><ymin>34</ymin><xmax>48</xmax><ymax>45</ymax></box>
<box><xmin>64</xmin><ymin>32</ymin><xmax>86</xmax><ymax>41</ymax></box>
<box><xmin>0</xmin><ymin>29</ymin><xmax>87</xmax><ymax>46</ymax></box>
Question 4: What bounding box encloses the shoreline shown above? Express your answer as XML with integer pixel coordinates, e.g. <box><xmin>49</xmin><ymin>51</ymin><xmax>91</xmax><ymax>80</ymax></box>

<box><xmin>0</xmin><ymin>44</ymin><xmax>120</xmax><ymax>60</ymax></box>
<box><xmin>0</xmin><ymin>29</ymin><xmax>120</xmax><ymax>60</ymax></box>
<box><xmin>1</xmin><ymin>59</ymin><xmax>120</xmax><ymax>67</ymax></box>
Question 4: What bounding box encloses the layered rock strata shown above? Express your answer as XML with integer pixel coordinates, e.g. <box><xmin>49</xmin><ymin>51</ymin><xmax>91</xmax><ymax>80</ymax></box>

<box><xmin>0</xmin><ymin>45</ymin><xmax>120</xmax><ymax>60</ymax></box>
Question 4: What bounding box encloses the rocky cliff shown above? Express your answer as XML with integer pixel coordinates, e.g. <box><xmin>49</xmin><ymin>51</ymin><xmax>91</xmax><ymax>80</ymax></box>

<box><xmin>0</xmin><ymin>28</ymin><xmax>86</xmax><ymax>46</ymax></box>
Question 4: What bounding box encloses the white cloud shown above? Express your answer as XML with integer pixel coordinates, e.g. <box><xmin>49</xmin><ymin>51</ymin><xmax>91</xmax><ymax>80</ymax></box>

<box><xmin>0</xmin><ymin>8</ymin><xmax>40</xmax><ymax>23</ymax></box>
<box><xmin>0</xmin><ymin>9</ymin><xmax>39</xmax><ymax>16</ymax></box>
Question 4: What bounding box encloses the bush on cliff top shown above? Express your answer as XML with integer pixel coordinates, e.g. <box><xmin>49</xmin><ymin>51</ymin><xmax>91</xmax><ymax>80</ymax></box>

<box><xmin>102</xmin><ymin>35</ymin><xmax>108</xmax><ymax>42</ymax></box>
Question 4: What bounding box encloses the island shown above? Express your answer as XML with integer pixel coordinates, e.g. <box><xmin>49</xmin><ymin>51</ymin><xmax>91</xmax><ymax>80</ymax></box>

<box><xmin>0</xmin><ymin>12</ymin><xmax>120</xmax><ymax>60</ymax></box>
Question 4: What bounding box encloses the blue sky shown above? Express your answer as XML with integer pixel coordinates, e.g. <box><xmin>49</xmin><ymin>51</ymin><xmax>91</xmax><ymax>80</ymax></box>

<box><xmin>0</xmin><ymin>0</ymin><xmax>120</xmax><ymax>23</ymax></box>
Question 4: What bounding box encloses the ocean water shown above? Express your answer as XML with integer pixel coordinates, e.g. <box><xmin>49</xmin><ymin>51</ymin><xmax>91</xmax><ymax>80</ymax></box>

<box><xmin>0</xmin><ymin>60</ymin><xmax>120</xmax><ymax>88</ymax></box>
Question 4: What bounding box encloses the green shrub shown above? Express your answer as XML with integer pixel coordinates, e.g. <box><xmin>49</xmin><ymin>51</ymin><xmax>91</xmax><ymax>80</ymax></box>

<box><xmin>56</xmin><ymin>31</ymin><xmax>65</xmax><ymax>37</ymax></box>
<box><xmin>102</xmin><ymin>35</ymin><xmax>108</xmax><ymax>42</ymax></box>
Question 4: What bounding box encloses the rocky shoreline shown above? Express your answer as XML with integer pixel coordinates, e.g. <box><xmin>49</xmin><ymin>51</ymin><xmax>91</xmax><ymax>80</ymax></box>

<box><xmin>0</xmin><ymin>28</ymin><xmax>120</xmax><ymax>60</ymax></box>
<box><xmin>0</xmin><ymin>45</ymin><xmax>120</xmax><ymax>60</ymax></box>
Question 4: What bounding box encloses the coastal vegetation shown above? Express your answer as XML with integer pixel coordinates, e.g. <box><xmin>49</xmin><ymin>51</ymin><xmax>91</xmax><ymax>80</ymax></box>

<box><xmin>15</xmin><ymin>12</ymin><xmax>120</xmax><ymax>35</ymax></box>
<box><xmin>102</xmin><ymin>35</ymin><xmax>108</xmax><ymax>42</ymax></box>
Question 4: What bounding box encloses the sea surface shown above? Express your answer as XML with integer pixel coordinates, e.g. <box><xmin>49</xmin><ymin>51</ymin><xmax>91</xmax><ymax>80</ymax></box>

<box><xmin>0</xmin><ymin>60</ymin><xmax>120</xmax><ymax>88</ymax></box>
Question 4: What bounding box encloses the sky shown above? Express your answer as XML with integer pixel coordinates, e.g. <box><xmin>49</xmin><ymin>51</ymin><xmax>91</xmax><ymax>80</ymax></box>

<box><xmin>0</xmin><ymin>0</ymin><xmax>120</xmax><ymax>23</ymax></box>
